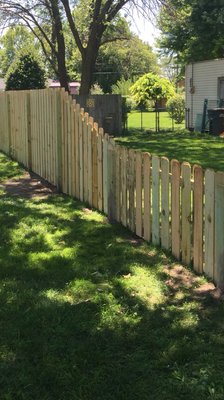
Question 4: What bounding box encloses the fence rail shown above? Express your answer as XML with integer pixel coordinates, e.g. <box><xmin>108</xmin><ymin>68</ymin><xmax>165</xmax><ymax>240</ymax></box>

<box><xmin>0</xmin><ymin>88</ymin><xmax>223</xmax><ymax>288</ymax></box>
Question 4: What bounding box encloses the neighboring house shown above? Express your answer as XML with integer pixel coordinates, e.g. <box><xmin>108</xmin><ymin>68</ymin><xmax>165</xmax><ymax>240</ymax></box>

<box><xmin>185</xmin><ymin>59</ymin><xmax>224</xmax><ymax>130</ymax></box>
<box><xmin>48</xmin><ymin>80</ymin><xmax>80</xmax><ymax>95</ymax></box>
<box><xmin>0</xmin><ymin>78</ymin><xmax>5</xmax><ymax>91</ymax></box>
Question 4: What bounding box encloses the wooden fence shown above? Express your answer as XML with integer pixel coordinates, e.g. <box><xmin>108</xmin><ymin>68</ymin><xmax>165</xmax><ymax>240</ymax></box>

<box><xmin>0</xmin><ymin>88</ymin><xmax>223</xmax><ymax>288</ymax></box>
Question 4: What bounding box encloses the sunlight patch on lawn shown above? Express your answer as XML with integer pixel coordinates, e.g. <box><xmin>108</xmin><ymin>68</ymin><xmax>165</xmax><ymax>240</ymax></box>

<box><xmin>120</xmin><ymin>264</ymin><xmax>166</xmax><ymax>309</ymax></box>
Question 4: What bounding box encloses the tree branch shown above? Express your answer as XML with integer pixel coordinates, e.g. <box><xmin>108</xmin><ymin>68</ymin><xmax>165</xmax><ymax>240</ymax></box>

<box><xmin>60</xmin><ymin>0</ymin><xmax>84</xmax><ymax>56</ymax></box>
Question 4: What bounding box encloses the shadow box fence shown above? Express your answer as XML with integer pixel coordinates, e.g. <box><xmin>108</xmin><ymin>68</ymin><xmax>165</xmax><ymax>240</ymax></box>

<box><xmin>0</xmin><ymin>88</ymin><xmax>223</xmax><ymax>288</ymax></box>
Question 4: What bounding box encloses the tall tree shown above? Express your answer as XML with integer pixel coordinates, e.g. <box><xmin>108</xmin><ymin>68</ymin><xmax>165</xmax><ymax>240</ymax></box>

<box><xmin>95</xmin><ymin>35</ymin><xmax>159</xmax><ymax>92</ymax></box>
<box><xmin>0</xmin><ymin>0</ymin><xmax>162</xmax><ymax>94</ymax></box>
<box><xmin>65</xmin><ymin>19</ymin><xmax>159</xmax><ymax>93</ymax></box>
<box><xmin>157</xmin><ymin>0</ymin><xmax>224</xmax><ymax>64</ymax></box>
<box><xmin>0</xmin><ymin>25</ymin><xmax>39</xmax><ymax>76</ymax></box>
<box><xmin>0</xmin><ymin>0</ymin><xmax>69</xmax><ymax>90</ymax></box>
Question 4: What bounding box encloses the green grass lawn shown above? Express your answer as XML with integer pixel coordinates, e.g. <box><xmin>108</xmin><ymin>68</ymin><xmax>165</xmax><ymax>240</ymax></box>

<box><xmin>1</xmin><ymin>152</ymin><xmax>224</xmax><ymax>400</ymax></box>
<box><xmin>116</xmin><ymin>130</ymin><xmax>224</xmax><ymax>172</ymax></box>
<box><xmin>127</xmin><ymin>111</ymin><xmax>185</xmax><ymax>131</ymax></box>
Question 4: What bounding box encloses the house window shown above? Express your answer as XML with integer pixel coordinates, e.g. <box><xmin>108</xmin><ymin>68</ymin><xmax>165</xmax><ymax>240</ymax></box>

<box><xmin>218</xmin><ymin>77</ymin><xmax>224</xmax><ymax>100</ymax></box>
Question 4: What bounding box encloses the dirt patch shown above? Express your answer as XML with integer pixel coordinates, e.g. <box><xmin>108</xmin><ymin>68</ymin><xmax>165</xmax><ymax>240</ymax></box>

<box><xmin>163</xmin><ymin>263</ymin><xmax>224</xmax><ymax>300</ymax></box>
<box><xmin>0</xmin><ymin>171</ymin><xmax>58</xmax><ymax>199</ymax></box>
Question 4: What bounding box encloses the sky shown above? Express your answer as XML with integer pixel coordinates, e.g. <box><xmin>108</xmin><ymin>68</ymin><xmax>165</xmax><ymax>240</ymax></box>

<box><xmin>130</xmin><ymin>16</ymin><xmax>160</xmax><ymax>47</ymax></box>
<box><xmin>124</xmin><ymin>9</ymin><xmax>161</xmax><ymax>48</ymax></box>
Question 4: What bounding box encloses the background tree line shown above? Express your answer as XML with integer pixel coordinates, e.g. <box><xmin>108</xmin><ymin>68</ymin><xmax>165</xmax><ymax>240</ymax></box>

<box><xmin>0</xmin><ymin>0</ymin><xmax>162</xmax><ymax>94</ymax></box>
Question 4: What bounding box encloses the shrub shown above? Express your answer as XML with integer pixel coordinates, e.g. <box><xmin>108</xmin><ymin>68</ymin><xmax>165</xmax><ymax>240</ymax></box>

<box><xmin>125</xmin><ymin>96</ymin><xmax>137</xmax><ymax>111</ymax></box>
<box><xmin>130</xmin><ymin>73</ymin><xmax>175</xmax><ymax>107</ymax></box>
<box><xmin>90</xmin><ymin>83</ymin><xmax>104</xmax><ymax>94</ymax></box>
<box><xmin>167</xmin><ymin>94</ymin><xmax>185</xmax><ymax>124</ymax></box>
<box><xmin>5</xmin><ymin>53</ymin><xmax>46</xmax><ymax>90</ymax></box>
<box><xmin>112</xmin><ymin>78</ymin><xmax>133</xmax><ymax>96</ymax></box>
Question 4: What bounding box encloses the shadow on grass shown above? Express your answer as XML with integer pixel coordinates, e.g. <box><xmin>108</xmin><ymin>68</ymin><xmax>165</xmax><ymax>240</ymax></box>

<box><xmin>0</xmin><ymin>193</ymin><xmax>224</xmax><ymax>400</ymax></box>
<box><xmin>117</xmin><ymin>130</ymin><xmax>224</xmax><ymax>172</ymax></box>
<box><xmin>0</xmin><ymin>152</ymin><xmax>24</xmax><ymax>181</ymax></box>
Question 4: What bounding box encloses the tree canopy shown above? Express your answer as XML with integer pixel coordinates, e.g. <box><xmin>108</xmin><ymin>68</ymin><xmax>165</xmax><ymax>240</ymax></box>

<box><xmin>0</xmin><ymin>0</ymin><xmax>163</xmax><ymax>94</ymax></box>
<box><xmin>0</xmin><ymin>14</ymin><xmax>159</xmax><ymax>94</ymax></box>
<box><xmin>5</xmin><ymin>52</ymin><xmax>46</xmax><ymax>90</ymax></box>
<box><xmin>0</xmin><ymin>25</ymin><xmax>43</xmax><ymax>77</ymax></box>
<box><xmin>94</xmin><ymin>35</ymin><xmax>159</xmax><ymax>93</ymax></box>
<box><xmin>130</xmin><ymin>72</ymin><xmax>175</xmax><ymax>107</ymax></box>
<box><xmin>157</xmin><ymin>0</ymin><xmax>224</xmax><ymax>65</ymax></box>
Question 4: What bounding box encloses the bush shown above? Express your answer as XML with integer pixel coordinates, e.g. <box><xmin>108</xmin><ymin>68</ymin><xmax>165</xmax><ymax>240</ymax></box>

<box><xmin>167</xmin><ymin>94</ymin><xmax>185</xmax><ymax>124</ymax></box>
<box><xmin>125</xmin><ymin>96</ymin><xmax>137</xmax><ymax>111</ymax></box>
<box><xmin>90</xmin><ymin>83</ymin><xmax>104</xmax><ymax>94</ymax></box>
<box><xmin>112</xmin><ymin>78</ymin><xmax>133</xmax><ymax>96</ymax></box>
<box><xmin>130</xmin><ymin>73</ymin><xmax>175</xmax><ymax>107</ymax></box>
<box><xmin>5</xmin><ymin>53</ymin><xmax>46</xmax><ymax>91</ymax></box>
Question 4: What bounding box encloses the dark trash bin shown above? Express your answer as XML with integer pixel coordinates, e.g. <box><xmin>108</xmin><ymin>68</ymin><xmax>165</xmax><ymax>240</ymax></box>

<box><xmin>207</xmin><ymin>108</ymin><xmax>224</xmax><ymax>135</ymax></box>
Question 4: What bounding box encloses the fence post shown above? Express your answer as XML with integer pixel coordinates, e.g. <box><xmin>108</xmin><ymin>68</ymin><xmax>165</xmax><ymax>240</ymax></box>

<box><xmin>107</xmin><ymin>138</ymin><xmax>116</xmax><ymax>221</ymax></box>
<box><xmin>136</xmin><ymin>151</ymin><xmax>143</xmax><ymax>237</ymax></box>
<box><xmin>27</xmin><ymin>91</ymin><xmax>32</xmax><ymax>170</ymax></box>
<box><xmin>143</xmin><ymin>152</ymin><xmax>151</xmax><ymax>242</ymax></box>
<box><xmin>171</xmin><ymin>159</ymin><xmax>181</xmax><ymax>260</ymax></box>
<box><xmin>193</xmin><ymin>165</ymin><xmax>204</xmax><ymax>273</ymax></box>
<box><xmin>152</xmin><ymin>155</ymin><xmax>160</xmax><ymax>245</ymax></box>
<box><xmin>56</xmin><ymin>90</ymin><xmax>63</xmax><ymax>192</ymax></box>
<box><xmin>181</xmin><ymin>162</ymin><xmax>191</xmax><ymax>264</ymax></box>
<box><xmin>7</xmin><ymin>93</ymin><xmax>12</xmax><ymax>157</ymax></box>
<box><xmin>161</xmin><ymin>157</ymin><xmax>170</xmax><ymax>250</ymax></box>
<box><xmin>214</xmin><ymin>171</ymin><xmax>224</xmax><ymax>289</ymax></box>
<box><xmin>204</xmin><ymin>169</ymin><xmax>215</xmax><ymax>279</ymax></box>
<box><xmin>103</xmin><ymin>133</ymin><xmax>109</xmax><ymax>214</ymax></box>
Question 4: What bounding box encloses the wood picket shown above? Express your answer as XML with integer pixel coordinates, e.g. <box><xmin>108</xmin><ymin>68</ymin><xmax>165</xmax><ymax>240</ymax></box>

<box><xmin>1</xmin><ymin>88</ymin><xmax>224</xmax><ymax>288</ymax></box>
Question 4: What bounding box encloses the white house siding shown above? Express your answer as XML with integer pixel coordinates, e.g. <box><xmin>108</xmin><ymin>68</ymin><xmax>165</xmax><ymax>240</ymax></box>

<box><xmin>185</xmin><ymin>59</ymin><xmax>224</xmax><ymax>129</ymax></box>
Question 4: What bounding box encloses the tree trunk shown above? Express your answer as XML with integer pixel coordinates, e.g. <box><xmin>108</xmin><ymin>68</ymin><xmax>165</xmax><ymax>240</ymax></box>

<box><xmin>51</xmin><ymin>0</ymin><xmax>69</xmax><ymax>92</ymax></box>
<box><xmin>79</xmin><ymin>27</ymin><xmax>102</xmax><ymax>95</ymax></box>
<box><xmin>80</xmin><ymin>47</ymin><xmax>100</xmax><ymax>95</ymax></box>
<box><xmin>57</xmin><ymin>51</ymin><xmax>69</xmax><ymax>92</ymax></box>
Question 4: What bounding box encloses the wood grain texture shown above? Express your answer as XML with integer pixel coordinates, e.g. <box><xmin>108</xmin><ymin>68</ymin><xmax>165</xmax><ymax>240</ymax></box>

<box><xmin>115</xmin><ymin>145</ymin><xmax>121</xmax><ymax>222</ymax></box>
<box><xmin>97</xmin><ymin>128</ymin><xmax>103</xmax><ymax>211</ymax></box>
<box><xmin>143</xmin><ymin>152</ymin><xmax>151</xmax><ymax>242</ymax></box>
<box><xmin>107</xmin><ymin>138</ymin><xmax>116</xmax><ymax>221</ymax></box>
<box><xmin>181</xmin><ymin>162</ymin><xmax>192</xmax><ymax>264</ymax></box>
<box><xmin>135</xmin><ymin>151</ymin><xmax>142</xmax><ymax>237</ymax></box>
<box><xmin>193</xmin><ymin>165</ymin><xmax>204</xmax><ymax>273</ymax></box>
<box><xmin>92</xmin><ymin>122</ymin><xmax>98</xmax><ymax>208</ymax></box>
<box><xmin>103</xmin><ymin>133</ymin><xmax>109</xmax><ymax>214</ymax></box>
<box><xmin>161</xmin><ymin>157</ymin><xmax>170</xmax><ymax>250</ymax></box>
<box><xmin>204</xmin><ymin>169</ymin><xmax>215</xmax><ymax>279</ymax></box>
<box><xmin>120</xmin><ymin>146</ymin><xmax>127</xmax><ymax>227</ymax></box>
<box><xmin>171</xmin><ymin>160</ymin><xmax>181</xmax><ymax>260</ymax></box>
<box><xmin>214</xmin><ymin>171</ymin><xmax>224</xmax><ymax>289</ymax></box>
<box><xmin>152</xmin><ymin>155</ymin><xmax>160</xmax><ymax>246</ymax></box>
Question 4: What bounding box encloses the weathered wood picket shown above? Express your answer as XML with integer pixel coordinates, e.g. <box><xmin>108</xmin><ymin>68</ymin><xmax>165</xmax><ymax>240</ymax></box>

<box><xmin>0</xmin><ymin>88</ymin><xmax>223</xmax><ymax>288</ymax></box>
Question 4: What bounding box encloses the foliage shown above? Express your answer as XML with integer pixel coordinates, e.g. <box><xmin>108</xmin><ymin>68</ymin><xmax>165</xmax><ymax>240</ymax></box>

<box><xmin>131</xmin><ymin>73</ymin><xmax>175</xmax><ymax>108</ymax></box>
<box><xmin>5</xmin><ymin>53</ymin><xmax>46</xmax><ymax>90</ymax></box>
<box><xmin>157</xmin><ymin>0</ymin><xmax>224</xmax><ymax>64</ymax></box>
<box><xmin>121</xmin><ymin>96</ymin><xmax>137</xmax><ymax>129</ymax></box>
<box><xmin>112</xmin><ymin>78</ymin><xmax>133</xmax><ymax>96</ymax></box>
<box><xmin>1</xmin><ymin>152</ymin><xmax>224</xmax><ymax>399</ymax></box>
<box><xmin>0</xmin><ymin>0</ymin><xmax>162</xmax><ymax>94</ymax></box>
<box><xmin>125</xmin><ymin>96</ymin><xmax>137</xmax><ymax>111</ymax></box>
<box><xmin>0</xmin><ymin>25</ymin><xmax>41</xmax><ymax>77</ymax></box>
<box><xmin>90</xmin><ymin>83</ymin><xmax>104</xmax><ymax>94</ymax></box>
<box><xmin>167</xmin><ymin>94</ymin><xmax>185</xmax><ymax>124</ymax></box>
<box><xmin>95</xmin><ymin>36</ymin><xmax>159</xmax><ymax>93</ymax></box>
